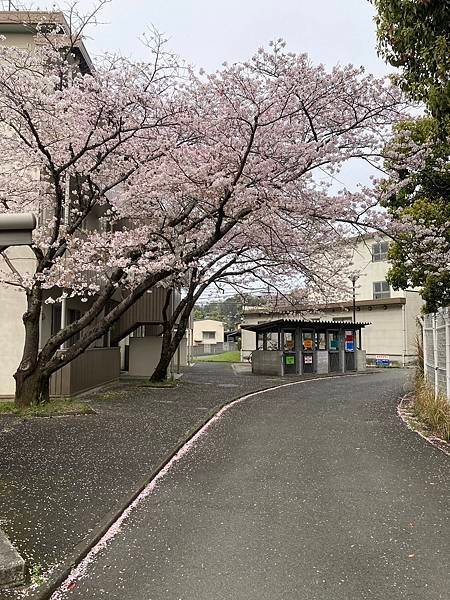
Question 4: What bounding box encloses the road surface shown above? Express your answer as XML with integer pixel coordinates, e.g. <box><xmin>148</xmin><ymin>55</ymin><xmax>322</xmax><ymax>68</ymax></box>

<box><xmin>54</xmin><ymin>370</ymin><xmax>449</xmax><ymax>600</ymax></box>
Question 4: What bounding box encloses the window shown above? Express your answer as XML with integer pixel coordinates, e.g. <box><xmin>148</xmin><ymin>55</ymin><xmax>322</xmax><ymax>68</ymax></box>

<box><xmin>328</xmin><ymin>331</ymin><xmax>340</xmax><ymax>351</ymax></box>
<box><xmin>266</xmin><ymin>332</ymin><xmax>280</xmax><ymax>350</ymax></box>
<box><xmin>203</xmin><ymin>331</ymin><xmax>216</xmax><ymax>340</ymax></box>
<box><xmin>51</xmin><ymin>305</ymin><xmax>62</xmax><ymax>336</ymax></box>
<box><xmin>316</xmin><ymin>332</ymin><xmax>327</xmax><ymax>350</ymax></box>
<box><xmin>67</xmin><ymin>309</ymin><xmax>81</xmax><ymax>346</ymax></box>
<box><xmin>302</xmin><ymin>331</ymin><xmax>314</xmax><ymax>352</ymax></box>
<box><xmin>256</xmin><ymin>333</ymin><xmax>264</xmax><ymax>350</ymax></box>
<box><xmin>373</xmin><ymin>281</ymin><xmax>391</xmax><ymax>299</ymax></box>
<box><xmin>283</xmin><ymin>331</ymin><xmax>295</xmax><ymax>351</ymax></box>
<box><xmin>372</xmin><ymin>241</ymin><xmax>389</xmax><ymax>262</ymax></box>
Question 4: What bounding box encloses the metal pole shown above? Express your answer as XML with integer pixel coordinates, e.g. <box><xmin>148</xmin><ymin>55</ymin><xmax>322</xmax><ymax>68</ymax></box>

<box><xmin>433</xmin><ymin>313</ymin><xmax>439</xmax><ymax>398</ymax></box>
<box><xmin>445</xmin><ymin>308</ymin><xmax>450</xmax><ymax>401</ymax></box>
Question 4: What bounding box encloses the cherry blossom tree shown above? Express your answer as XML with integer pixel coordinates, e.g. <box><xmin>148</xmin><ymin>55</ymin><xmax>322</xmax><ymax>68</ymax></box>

<box><xmin>0</xmin><ymin>11</ymin><xmax>185</xmax><ymax>405</ymax></box>
<box><xmin>149</xmin><ymin>218</ymin><xmax>354</xmax><ymax>381</ymax></box>
<box><xmin>0</xmin><ymin>18</ymin><xmax>412</xmax><ymax>405</ymax></box>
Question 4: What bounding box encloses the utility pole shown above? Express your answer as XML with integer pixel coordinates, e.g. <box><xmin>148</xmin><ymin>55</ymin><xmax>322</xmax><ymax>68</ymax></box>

<box><xmin>350</xmin><ymin>274</ymin><xmax>358</xmax><ymax>324</ymax></box>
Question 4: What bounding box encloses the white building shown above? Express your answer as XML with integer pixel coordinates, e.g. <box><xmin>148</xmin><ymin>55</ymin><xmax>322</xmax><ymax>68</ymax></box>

<box><xmin>193</xmin><ymin>319</ymin><xmax>225</xmax><ymax>346</ymax></box>
<box><xmin>242</xmin><ymin>236</ymin><xmax>424</xmax><ymax>366</ymax></box>
<box><xmin>0</xmin><ymin>10</ymin><xmax>189</xmax><ymax>396</ymax></box>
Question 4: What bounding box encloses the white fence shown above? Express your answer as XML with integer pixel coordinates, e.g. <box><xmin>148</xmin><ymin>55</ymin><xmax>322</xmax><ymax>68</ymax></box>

<box><xmin>421</xmin><ymin>307</ymin><xmax>450</xmax><ymax>401</ymax></box>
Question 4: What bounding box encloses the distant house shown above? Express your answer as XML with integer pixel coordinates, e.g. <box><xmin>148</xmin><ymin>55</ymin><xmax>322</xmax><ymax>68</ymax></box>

<box><xmin>193</xmin><ymin>319</ymin><xmax>225</xmax><ymax>346</ymax></box>
<box><xmin>241</xmin><ymin>235</ymin><xmax>424</xmax><ymax>367</ymax></box>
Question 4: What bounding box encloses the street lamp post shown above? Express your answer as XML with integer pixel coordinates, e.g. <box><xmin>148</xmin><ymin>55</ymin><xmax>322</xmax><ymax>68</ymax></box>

<box><xmin>349</xmin><ymin>274</ymin><xmax>361</xmax><ymax>349</ymax></box>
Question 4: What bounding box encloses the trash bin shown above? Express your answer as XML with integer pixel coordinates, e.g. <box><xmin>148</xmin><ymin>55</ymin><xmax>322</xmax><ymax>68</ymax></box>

<box><xmin>283</xmin><ymin>352</ymin><xmax>297</xmax><ymax>375</ymax></box>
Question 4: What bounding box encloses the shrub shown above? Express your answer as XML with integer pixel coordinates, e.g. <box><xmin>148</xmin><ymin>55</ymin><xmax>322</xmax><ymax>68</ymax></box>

<box><xmin>413</xmin><ymin>377</ymin><xmax>450</xmax><ymax>442</ymax></box>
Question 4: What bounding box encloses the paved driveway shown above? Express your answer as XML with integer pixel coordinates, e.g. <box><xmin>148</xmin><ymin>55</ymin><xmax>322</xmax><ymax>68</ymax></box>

<box><xmin>54</xmin><ymin>371</ymin><xmax>449</xmax><ymax>600</ymax></box>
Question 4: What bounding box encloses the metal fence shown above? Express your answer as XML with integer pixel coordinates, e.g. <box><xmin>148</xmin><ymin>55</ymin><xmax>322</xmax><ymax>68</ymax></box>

<box><xmin>421</xmin><ymin>307</ymin><xmax>450</xmax><ymax>401</ymax></box>
<box><xmin>191</xmin><ymin>342</ymin><xmax>238</xmax><ymax>357</ymax></box>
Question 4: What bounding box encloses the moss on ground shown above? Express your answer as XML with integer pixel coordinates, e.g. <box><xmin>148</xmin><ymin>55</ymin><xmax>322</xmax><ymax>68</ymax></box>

<box><xmin>0</xmin><ymin>399</ymin><xmax>94</xmax><ymax>417</ymax></box>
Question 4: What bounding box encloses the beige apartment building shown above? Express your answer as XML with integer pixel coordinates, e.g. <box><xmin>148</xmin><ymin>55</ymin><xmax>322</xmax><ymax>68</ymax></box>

<box><xmin>0</xmin><ymin>10</ymin><xmax>188</xmax><ymax>397</ymax></box>
<box><xmin>242</xmin><ymin>236</ymin><xmax>424</xmax><ymax>366</ymax></box>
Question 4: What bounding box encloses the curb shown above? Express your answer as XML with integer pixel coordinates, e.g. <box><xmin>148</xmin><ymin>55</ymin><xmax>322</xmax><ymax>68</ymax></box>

<box><xmin>0</xmin><ymin>529</ymin><xmax>25</xmax><ymax>589</ymax></box>
<box><xmin>19</xmin><ymin>372</ymin><xmax>369</xmax><ymax>599</ymax></box>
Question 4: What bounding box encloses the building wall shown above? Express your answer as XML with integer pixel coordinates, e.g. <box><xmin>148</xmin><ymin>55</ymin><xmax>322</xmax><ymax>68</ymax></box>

<box><xmin>0</xmin><ymin>31</ymin><xmax>36</xmax><ymax>49</ymax></box>
<box><xmin>49</xmin><ymin>347</ymin><xmax>120</xmax><ymax>397</ymax></box>
<box><xmin>307</xmin><ymin>306</ymin><xmax>412</xmax><ymax>364</ymax></box>
<box><xmin>404</xmin><ymin>291</ymin><xmax>425</xmax><ymax>356</ymax></box>
<box><xmin>192</xmin><ymin>319</ymin><xmax>224</xmax><ymax>345</ymax></box>
<box><xmin>128</xmin><ymin>336</ymin><xmax>163</xmax><ymax>377</ymax></box>
<box><xmin>0</xmin><ymin>13</ymin><xmax>109</xmax><ymax>397</ymax></box>
<box><xmin>0</xmin><ymin>247</ymin><xmax>35</xmax><ymax>397</ymax></box>
<box><xmin>350</xmin><ymin>238</ymin><xmax>405</xmax><ymax>300</ymax></box>
<box><xmin>241</xmin><ymin>236</ymin><xmax>423</xmax><ymax>366</ymax></box>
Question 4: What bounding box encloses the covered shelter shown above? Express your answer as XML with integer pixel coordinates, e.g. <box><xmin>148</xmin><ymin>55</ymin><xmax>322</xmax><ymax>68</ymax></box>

<box><xmin>241</xmin><ymin>318</ymin><xmax>370</xmax><ymax>376</ymax></box>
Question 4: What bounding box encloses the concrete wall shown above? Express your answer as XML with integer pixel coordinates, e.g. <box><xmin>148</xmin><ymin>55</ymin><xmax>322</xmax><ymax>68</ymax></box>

<box><xmin>128</xmin><ymin>336</ymin><xmax>163</xmax><ymax>377</ymax></box>
<box><xmin>0</xmin><ymin>31</ymin><xmax>36</xmax><ymax>50</ymax></box>
<box><xmin>177</xmin><ymin>337</ymin><xmax>188</xmax><ymax>368</ymax></box>
<box><xmin>252</xmin><ymin>351</ymin><xmax>283</xmax><ymax>376</ymax></box>
<box><xmin>316</xmin><ymin>351</ymin><xmax>329</xmax><ymax>374</ymax></box>
<box><xmin>356</xmin><ymin>350</ymin><xmax>367</xmax><ymax>372</ymax></box>
<box><xmin>193</xmin><ymin>319</ymin><xmax>224</xmax><ymax>345</ymax></box>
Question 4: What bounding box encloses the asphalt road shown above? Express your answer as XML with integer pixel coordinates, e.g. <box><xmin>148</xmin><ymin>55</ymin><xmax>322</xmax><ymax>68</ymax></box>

<box><xmin>54</xmin><ymin>371</ymin><xmax>449</xmax><ymax>600</ymax></box>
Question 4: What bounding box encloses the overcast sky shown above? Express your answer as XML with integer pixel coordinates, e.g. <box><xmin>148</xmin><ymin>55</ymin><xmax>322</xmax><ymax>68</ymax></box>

<box><xmin>26</xmin><ymin>0</ymin><xmax>388</xmax><ymax>75</ymax></box>
<box><xmin>23</xmin><ymin>0</ymin><xmax>390</xmax><ymax>191</ymax></box>
<box><xmin>11</xmin><ymin>0</ymin><xmax>388</xmax><ymax>300</ymax></box>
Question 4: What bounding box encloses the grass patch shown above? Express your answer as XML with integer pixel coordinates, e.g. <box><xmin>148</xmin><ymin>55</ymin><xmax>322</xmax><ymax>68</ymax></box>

<box><xmin>194</xmin><ymin>351</ymin><xmax>241</xmax><ymax>363</ymax></box>
<box><xmin>413</xmin><ymin>377</ymin><xmax>450</xmax><ymax>442</ymax></box>
<box><xmin>0</xmin><ymin>398</ymin><xmax>94</xmax><ymax>417</ymax></box>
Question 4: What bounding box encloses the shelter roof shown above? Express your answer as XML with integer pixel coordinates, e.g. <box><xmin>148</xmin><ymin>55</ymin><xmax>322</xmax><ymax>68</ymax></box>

<box><xmin>241</xmin><ymin>319</ymin><xmax>370</xmax><ymax>333</ymax></box>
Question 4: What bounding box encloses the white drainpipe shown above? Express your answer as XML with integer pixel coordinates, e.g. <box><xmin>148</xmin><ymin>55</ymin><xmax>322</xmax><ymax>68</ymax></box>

<box><xmin>401</xmin><ymin>303</ymin><xmax>407</xmax><ymax>368</ymax></box>
<box><xmin>61</xmin><ymin>297</ymin><xmax>68</xmax><ymax>350</ymax></box>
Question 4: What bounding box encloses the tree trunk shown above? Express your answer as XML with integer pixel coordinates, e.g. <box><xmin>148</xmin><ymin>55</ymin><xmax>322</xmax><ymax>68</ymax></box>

<box><xmin>13</xmin><ymin>286</ymin><xmax>47</xmax><ymax>407</ymax></box>
<box><xmin>150</xmin><ymin>337</ymin><xmax>174</xmax><ymax>382</ymax></box>
<box><xmin>150</xmin><ymin>319</ymin><xmax>189</xmax><ymax>382</ymax></box>
<box><xmin>14</xmin><ymin>368</ymin><xmax>50</xmax><ymax>407</ymax></box>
